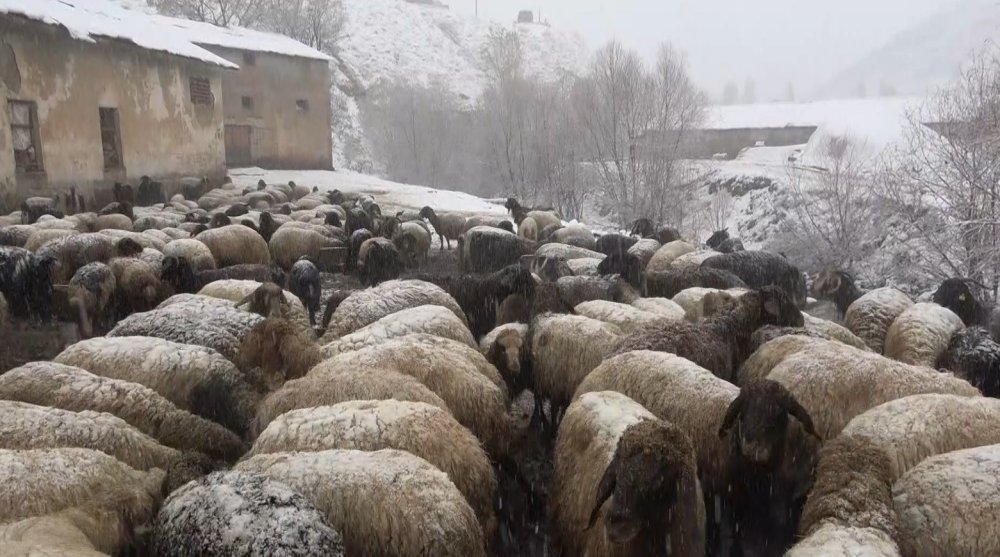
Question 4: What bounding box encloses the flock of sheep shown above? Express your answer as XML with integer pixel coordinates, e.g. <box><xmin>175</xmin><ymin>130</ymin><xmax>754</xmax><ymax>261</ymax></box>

<box><xmin>0</xmin><ymin>177</ymin><xmax>999</xmax><ymax>557</ymax></box>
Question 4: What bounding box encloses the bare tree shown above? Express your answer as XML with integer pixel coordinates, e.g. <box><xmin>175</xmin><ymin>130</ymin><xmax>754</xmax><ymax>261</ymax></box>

<box><xmin>877</xmin><ymin>48</ymin><xmax>1000</xmax><ymax>298</ymax></box>
<box><xmin>265</xmin><ymin>0</ymin><xmax>344</xmax><ymax>52</ymax></box>
<box><xmin>149</xmin><ymin>0</ymin><xmax>268</xmax><ymax>26</ymax></box>
<box><xmin>479</xmin><ymin>29</ymin><xmax>532</xmax><ymax>198</ymax></box>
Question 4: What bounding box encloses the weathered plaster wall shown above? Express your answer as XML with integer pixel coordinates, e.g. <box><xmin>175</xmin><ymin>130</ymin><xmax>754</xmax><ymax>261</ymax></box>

<box><xmin>0</xmin><ymin>19</ymin><xmax>227</xmax><ymax>209</ymax></box>
<box><xmin>207</xmin><ymin>45</ymin><xmax>333</xmax><ymax>170</ymax></box>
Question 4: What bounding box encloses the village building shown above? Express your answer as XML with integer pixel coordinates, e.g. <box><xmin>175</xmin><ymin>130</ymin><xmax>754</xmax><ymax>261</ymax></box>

<box><xmin>0</xmin><ymin>0</ymin><xmax>331</xmax><ymax>210</ymax></box>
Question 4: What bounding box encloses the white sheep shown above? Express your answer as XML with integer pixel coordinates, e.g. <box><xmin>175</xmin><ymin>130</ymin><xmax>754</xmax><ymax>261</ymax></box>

<box><xmin>0</xmin><ymin>361</ymin><xmax>245</xmax><ymax>462</ymax></box>
<box><xmin>566</xmin><ymin>257</ymin><xmax>603</xmax><ymax>276</ymax></box>
<box><xmin>248</xmin><ymin>400</ymin><xmax>498</xmax><ymax>545</ymax></box>
<box><xmin>737</xmin><ymin>335</ymin><xmax>834</xmax><ymax>386</ymax></box>
<box><xmin>321</xmin><ymin>304</ymin><xmax>476</xmax><ymax>358</ymax></box>
<box><xmin>53</xmin><ymin>336</ymin><xmax>260</xmax><ymax>438</ymax></box>
<box><xmin>197</xmin><ymin>279</ymin><xmax>311</xmax><ymax>334</ymax></box>
<box><xmin>161</xmin><ymin>239</ymin><xmax>216</xmax><ymax>271</ymax></box>
<box><xmin>550</xmin><ymin>391</ymin><xmax>705</xmax><ymax>557</ymax></box>
<box><xmin>195</xmin><ymin>224</ymin><xmax>270</xmax><ymax>266</ymax></box>
<box><xmin>574</xmin><ymin>300</ymin><xmax>675</xmax><ymax>333</ymax></box>
<box><xmin>671</xmin><ymin>286</ymin><xmax>748</xmax><ymax>322</ymax></box>
<box><xmin>893</xmin><ymin>443</ymin><xmax>1000</xmax><ymax>557</ymax></box>
<box><xmin>0</xmin><ymin>448</ymin><xmax>164</xmax><ymax>555</ymax></box>
<box><xmin>844</xmin><ymin>287</ymin><xmax>914</xmax><ymax>352</ymax></box>
<box><xmin>630</xmin><ymin>297</ymin><xmax>686</xmax><ymax>320</ymax></box>
<box><xmin>534</xmin><ymin>242</ymin><xmax>604</xmax><ymax>261</ymax></box>
<box><xmin>268</xmin><ymin>226</ymin><xmax>339</xmax><ymax>270</ymax></box>
<box><xmin>884</xmin><ymin>302</ymin><xmax>965</xmax><ymax>366</ymax></box>
<box><xmin>644</xmin><ymin>240</ymin><xmax>697</xmax><ymax>274</ymax></box>
<box><xmin>0</xmin><ymin>514</ymin><xmax>112</xmax><ymax>557</ymax></box>
<box><xmin>669</xmin><ymin>248</ymin><xmax>720</xmax><ymax>272</ymax></box>
<box><xmin>235</xmin><ymin>449</ymin><xmax>488</xmax><ymax>557</ymax></box>
<box><xmin>321</xmin><ymin>279</ymin><xmax>467</xmax><ymax>342</ymax></box>
<box><xmin>802</xmin><ymin>313</ymin><xmax>869</xmax><ymax>350</ymax></box>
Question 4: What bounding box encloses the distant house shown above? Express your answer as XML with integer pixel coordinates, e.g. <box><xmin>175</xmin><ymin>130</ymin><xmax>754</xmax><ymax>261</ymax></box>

<box><xmin>0</xmin><ymin>0</ymin><xmax>331</xmax><ymax>210</ymax></box>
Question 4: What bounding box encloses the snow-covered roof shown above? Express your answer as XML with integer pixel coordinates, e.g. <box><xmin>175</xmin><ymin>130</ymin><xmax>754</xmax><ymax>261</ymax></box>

<box><xmin>0</xmin><ymin>0</ymin><xmax>330</xmax><ymax>70</ymax></box>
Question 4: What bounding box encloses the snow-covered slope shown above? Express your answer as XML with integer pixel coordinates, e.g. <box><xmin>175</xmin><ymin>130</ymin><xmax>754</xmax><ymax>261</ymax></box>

<box><xmin>819</xmin><ymin>0</ymin><xmax>1000</xmax><ymax>98</ymax></box>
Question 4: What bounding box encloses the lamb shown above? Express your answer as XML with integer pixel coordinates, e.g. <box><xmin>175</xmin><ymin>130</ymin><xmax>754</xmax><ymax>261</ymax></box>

<box><xmin>287</xmin><ymin>257</ymin><xmax>321</xmax><ymax>325</ymax></box>
<box><xmin>550</xmin><ymin>391</ymin><xmax>704</xmax><ymax>557</ymax></box>
<box><xmin>0</xmin><ymin>361</ymin><xmax>245</xmax><ymax>462</ymax></box>
<box><xmin>53</xmin><ymin>336</ymin><xmax>261</xmax><ymax>438</ymax></box>
<box><xmin>480</xmin><ymin>323</ymin><xmax>533</xmax><ymax>400</ymax></box>
<box><xmin>249</xmin><ymin>401</ymin><xmax>498</xmax><ymax>545</ymax></box>
<box><xmin>611</xmin><ymin>286</ymin><xmax>804</xmax><ymax>382</ymax></box>
<box><xmin>0</xmin><ymin>246</ymin><xmax>57</xmax><ymax>321</ymax></box>
<box><xmin>321</xmin><ymin>279</ymin><xmax>466</xmax><ymax>341</ymax></box>
<box><xmin>412</xmin><ymin>264</ymin><xmax>536</xmax><ymax>339</ymax></box>
<box><xmin>843</xmin><ymin>287</ymin><xmax>914</xmax><ymax>352</ymax></box>
<box><xmin>236</xmin><ymin>318</ymin><xmax>322</xmax><ymax>389</ymax></box>
<box><xmin>357</xmin><ymin>236</ymin><xmax>403</xmax><ymax>285</ymax></box>
<box><xmin>461</xmin><ymin>226</ymin><xmax>535</xmax><ymax>273</ymax></box>
<box><xmin>644</xmin><ymin>267</ymin><xmax>747</xmax><ymax>298</ymax></box>
<box><xmin>65</xmin><ymin>262</ymin><xmax>116</xmax><ymax>338</ymax></box>
<box><xmin>893</xmin><ymin>443</ymin><xmax>1000</xmax><ymax>557</ymax></box>
<box><xmin>314</xmin><ymin>334</ymin><xmax>511</xmax><ymax>456</ymax></box>
<box><xmin>644</xmin><ymin>240</ymin><xmax>697</xmax><ymax>274</ymax></box>
<box><xmin>574</xmin><ymin>300</ymin><xmax>674</xmax><ymax>333</ymax></box>
<box><xmin>932</xmin><ymin>277</ymin><xmax>1000</xmax><ymax>338</ymax></box>
<box><xmin>532</xmin><ymin>314</ymin><xmax>623</xmax><ymax>428</ymax></box>
<box><xmin>702</xmin><ymin>250</ymin><xmax>808</xmax><ymax>307</ymax></box>
<box><xmin>268</xmin><ymin>226</ymin><xmax>339</xmax><ymax>270</ymax></box>
<box><xmin>884</xmin><ymin>302</ymin><xmax>964</xmax><ymax>366</ymax></box>
<box><xmin>161</xmin><ymin>239</ymin><xmax>216</xmax><ymax>272</ymax></box>
<box><xmin>235</xmin><ymin>449</ymin><xmax>488</xmax><ymax>557</ymax></box>
<box><xmin>196</xmin><ymin>224</ymin><xmax>271</xmax><ymax>266</ymax></box>
<box><xmin>152</xmin><ymin>471</ymin><xmax>345</xmax><ymax>557</ymax></box>
<box><xmin>938</xmin><ymin>326</ymin><xmax>1000</xmax><ymax>396</ymax></box>
<box><xmin>0</xmin><ymin>448</ymin><xmax>164</xmax><ymax>555</ymax></box>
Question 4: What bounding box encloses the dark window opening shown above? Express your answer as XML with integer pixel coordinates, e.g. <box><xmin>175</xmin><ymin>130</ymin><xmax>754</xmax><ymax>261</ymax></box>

<box><xmin>99</xmin><ymin>107</ymin><xmax>124</xmax><ymax>170</ymax></box>
<box><xmin>242</xmin><ymin>96</ymin><xmax>254</xmax><ymax>111</ymax></box>
<box><xmin>189</xmin><ymin>76</ymin><xmax>213</xmax><ymax>105</ymax></box>
<box><xmin>243</xmin><ymin>51</ymin><xmax>256</xmax><ymax>65</ymax></box>
<box><xmin>296</xmin><ymin>99</ymin><xmax>309</xmax><ymax>111</ymax></box>
<box><xmin>8</xmin><ymin>100</ymin><xmax>42</xmax><ymax>172</ymax></box>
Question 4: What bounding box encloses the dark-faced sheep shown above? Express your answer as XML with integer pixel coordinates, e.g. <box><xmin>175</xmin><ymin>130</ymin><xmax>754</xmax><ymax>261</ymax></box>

<box><xmin>288</xmin><ymin>257</ymin><xmax>321</xmax><ymax>326</ymax></box>
<box><xmin>702</xmin><ymin>250</ymin><xmax>808</xmax><ymax>308</ymax></box>
<box><xmin>236</xmin><ymin>318</ymin><xmax>322</xmax><ymax>390</ymax></box>
<box><xmin>611</xmin><ymin>286</ymin><xmax>804</xmax><ymax>382</ymax></box>
<box><xmin>358</xmin><ymin>237</ymin><xmax>403</xmax><ymax>286</ymax></box>
<box><xmin>933</xmin><ymin>277</ymin><xmax>1000</xmax><ymax>340</ymax></box>
<box><xmin>812</xmin><ymin>269</ymin><xmax>867</xmax><ymax>318</ymax></box>
<box><xmin>419</xmin><ymin>206</ymin><xmax>466</xmax><ymax>249</ymax></box>
<box><xmin>236</xmin><ymin>282</ymin><xmax>289</xmax><ymax>320</ymax></box>
<box><xmin>412</xmin><ymin>265</ymin><xmax>536</xmax><ymax>339</ymax></box>
<box><xmin>0</xmin><ymin>246</ymin><xmax>57</xmax><ymax>321</ymax></box>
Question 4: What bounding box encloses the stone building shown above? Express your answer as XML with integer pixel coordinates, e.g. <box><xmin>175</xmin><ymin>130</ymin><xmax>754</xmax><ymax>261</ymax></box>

<box><xmin>0</xmin><ymin>0</ymin><xmax>332</xmax><ymax>210</ymax></box>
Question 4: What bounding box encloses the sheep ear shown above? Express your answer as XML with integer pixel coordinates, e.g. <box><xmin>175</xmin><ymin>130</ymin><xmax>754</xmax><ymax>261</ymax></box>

<box><xmin>718</xmin><ymin>393</ymin><xmax>745</xmax><ymax>438</ymax></box>
<box><xmin>828</xmin><ymin>274</ymin><xmax>841</xmax><ymax>292</ymax></box>
<box><xmin>774</xmin><ymin>384</ymin><xmax>820</xmax><ymax>440</ymax></box>
<box><xmin>586</xmin><ymin>457</ymin><xmax>617</xmax><ymax>531</ymax></box>
<box><xmin>235</xmin><ymin>294</ymin><xmax>251</xmax><ymax>308</ymax></box>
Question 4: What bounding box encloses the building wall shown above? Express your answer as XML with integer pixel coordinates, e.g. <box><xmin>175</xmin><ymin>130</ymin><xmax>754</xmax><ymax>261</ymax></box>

<box><xmin>682</xmin><ymin>126</ymin><xmax>818</xmax><ymax>159</ymax></box>
<box><xmin>0</xmin><ymin>19</ymin><xmax>227</xmax><ymax>209</ymax></box>
<box><xmin>206</xmin><ymin>45</ymin><xmax>333</xmax><ymax>170</ymax></box>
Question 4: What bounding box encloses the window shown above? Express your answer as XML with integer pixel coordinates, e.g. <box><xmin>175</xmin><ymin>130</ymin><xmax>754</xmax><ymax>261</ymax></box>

<box><xmin>241</xmin><ymin>96</ymin><xmax>254</xmax><ymax>111</ymax></box>
<box><xmin>296</xmin><ymin>99</ymin><xmax>309</xmax><ymax>112</ymax></box>
<box><xmin>243</xmin><ymin>51</ymin><xmax>256</xmax><ymax>66</ymax></box>
<box><xmin>189</xmin><ymin>76</ymin><xmax>213</xmax><ymax>105</ymax></box>
<box><xmin>8</xmin><ymin>100</ymin><xmax>42</xmax><ymax>172</ymax></box>
<box><xmin>99</xmin><ymin>107</ymin><xmax>124</xmax><ymax>170</ymax></box>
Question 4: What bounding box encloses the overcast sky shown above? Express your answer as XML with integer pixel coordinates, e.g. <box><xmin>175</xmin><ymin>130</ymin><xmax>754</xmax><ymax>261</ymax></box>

<box><xmin>447</xmin><ymin>0</ymin><xmax>959</xmax><ymax>102</ymax></box>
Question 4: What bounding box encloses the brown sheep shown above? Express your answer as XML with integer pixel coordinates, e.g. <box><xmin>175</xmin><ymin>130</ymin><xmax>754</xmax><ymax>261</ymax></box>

<box><xmin>236</xmin><ymin>318</ymin><xmax>322</xmax><ymax>391</ymax></box>
<box><xmin>236</xmin><ymin>282</ymin><xmax>288</xmax><ymax>319</ymax></box>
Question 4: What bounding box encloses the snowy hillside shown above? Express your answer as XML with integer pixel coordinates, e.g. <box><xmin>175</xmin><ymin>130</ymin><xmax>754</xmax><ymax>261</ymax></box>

<box><xmin>331</xmin><ymin>0</ymin><xmax>589</xmax><ymax>169</ymax></box>
<box><xmin>819</xmin><ymin>0</ymin><xmax>1000</xmax><ymax>98</ymax></box>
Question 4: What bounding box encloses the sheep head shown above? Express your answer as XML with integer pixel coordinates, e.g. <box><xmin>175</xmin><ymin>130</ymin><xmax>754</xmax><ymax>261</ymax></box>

<box><xmin>718</xmin><ymin>379</ymin><xmax>819</xmax><ymax>467</ymax></box>
<box><xmin>587</xmin><ymin>419</ymin><xmax>694</xmax><ymax>544</ymax></box>
<box><xmin>114</xmin><ymin>237</ymin><xmax>144</xmax><ymax>258</ymax></box>
<box><xmin>236</xmin><ymin>282</ymin><xmax>288</xmax><ymax>319</ymax></box>
<box><xmin>706</xmin><ymin>229</ymin><xmax>730</xmax><ymax>249</ymax></box>
<box><xmin>933</xmin><ymin>277</ymin><xmax>980</xmax><ymax>326</ymax></box>
<box><xmin>759</xmin><ymin>286</ymin><xmax>805</xmax><ymax>328</ymax></box>
<box><xmin>418</xmin><ymin>206</ymin><xmax>436</xmax><ymax>221</ymax></box>
<box><xmin>491</xmin><ymin>327</ymin><xmax>523</xmax><ymax>379</ymax></box>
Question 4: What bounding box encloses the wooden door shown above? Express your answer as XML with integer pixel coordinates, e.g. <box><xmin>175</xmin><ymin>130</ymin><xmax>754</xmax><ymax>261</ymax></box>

<box><xmin>225</xmin><ymin>124</ymin><xmax>252</xmax><ymax>167</ymax></box>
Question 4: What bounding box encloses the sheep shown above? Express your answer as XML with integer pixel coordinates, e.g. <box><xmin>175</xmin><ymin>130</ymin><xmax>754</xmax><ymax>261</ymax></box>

<box><xmin>789</xmin><ymin>436</ymin><xmax>900</xmax><ymax>557</ymax></box>
<box><xmin>53</xmin><ymin>336</ymin><xmax>261</xmax><ymax>437</ymax></box>
<box><xmin>668</xmin><ymin>287</ymin><xmax>738</xmax><ymax>320</ymax></box>
<box><xmin>152</xmin><ymin>471</ymin><xmax>345</xmax><ymax>557</ymax></box>
<box><xmin>20</xmin><ymin>197</ymin><xmax>64</xmax><ymax>224</ymax></box>
<box><xmin>555</xmin><ymin>274</ymin><xmax>638</xmax><ymax>308</ymax></box>
<box><xmin>497</xmin><ymin>292</ymin><xmax>531</xmax><ymax>324</ymax></box>
<box><xmin>518</xmin><ymin>216</ymin><xmax>538</xmax><ymax>241</ymax></box>
<box><xmin>22</xmin><ymin>227</ymin><xmax>78</xmax><ymax>251</ymax></box>
<box><xmin>596</xmin><ymin>233</ymin><xmax>639</xmax><ymax>258</ymax></box>
<box><xmin>159</xmin><ymin>256</ymin><xmax>286</xmax><ymax>295</ymax></box>
<box><xmin>532</xmin><ymin>314</ymin><xmax>623</xmax><ymax>428</ymax></box>
<box><xmin>938</xmin><ymin>326</ymin><xmax>1000</xmax><ymax>397</ymax></box>
<box><xmin>630</xmin><ymin>297</ymin><xmax>686</xmax><ymax>320</ymax></box>
<box><xmin>574</xmin><ymin>300</ymin><xmax>674</xmax><ymax>333</ymax></box>
<box><xmin>136</xmin><ymin>176</ymin><xmax>166</xmax><ymax>206</ymax></box>
<box><xmin>65</xmin><ymin>262</ymin><xmax>116</xmax><ymax>338</ymax></box>
<box><xmin>0</xmin><ymin>246</ymin><xmax>57</xmax><ymax>321</ymax></box>
<box><xmin>0</xmin><ymin>361</ymin><xmax>245</xmax><ymax>461</ymax></box>
<box><xmin>702</xmin><ymin>250</ymin><xmax>808</xmax><ymax>307</ymax></box>
<box><xmin>236</xmin><ymin>318</ymin><xmax>322</xmax><ymax>389</ymax></box>
<box><xmin>412</xmin><ymin>264</ymin><xmax>536</xmax><ymax>339</ymax></box>
<box><xmin>643</xmin><ymin>267</ymin><xmax>747</xmax><ymax>298</ymax></box>
<box><xmin>802</xmin><ymin>313</ymin><xmax>870</xmax><ymax>350</ymax></box>
<box><xmin>249</xmin><ymin>401</ymin><xmax>498</xmax><ymax>545</ymax></box>
<box><xmin>0</xmin><ymin>514</ymin><xmax>112</xmax><ymax>556</ymax></box>
<box><xmin>535</xmin><ymin>241</ymin><xmax>603</xmax><ymax>262</ymax></box>
<box><xmin>1</xmin><ymin>224</ymin><xmax>41</xmax><ymax>247</ymax></box>
<box><xmin>812</xmin><ymin>269</ymin><xmax>867</xmax><ymax>318</ymax></box>
<box><xmin>36</xmin><ymin>233</ymin><xmax>115</xmax><ymax>282</ymax></box>
<box><xmin>235</xmin><ymin>449</ymin><xmax>487</xmax><ymax>557</ymax></box>
<box><xmin>418</xmin><ymin>206</ymin><xmax>464</xmax><ymax>249</ymax></box>
<box><xmin>550</xmin><ymin>223</ymin><xmax>598</xmax><ymax>251</ymax></box>
<box><xmin>644</xmin><ymin>240</ymin><xmax>697</xmax><ymax>274</ymax></box>
<box><xmin>461</xmin><ymin>226</ymin><xmax>535</xmax><ymax>273</ymax></box>
<box><xmin>597</xmin><ymin>249</ymin><xmax>644</xmax><ymax>287</ymax></box>
<box><xmin>841</xmin><ymin>394</ymin><xmax>1000</xmax><ymax>482</ymax></box>
<box><xmin>844</xmin><ymin>287</ymin><xmax>914</xmax><ymax>352</ymax></box>
<box><xmin>268</xmin><ymin>226</ymin><xmax>339</xmax><ymax>270</ymax></box>
<box><xmin>0</xmin><ymin>448</ymin><xmax>164</xmax><ymax>555</ymax></box>
<box><xmin>565</xmin><ymin>257</ymin><xmax>603</xmax><ymax>276</ymax></box>
<box><xmin>611</xmin><ymin>286</ymin><xmax>804</xmax><ymax>382</ymax></box>
<box><xmin>94</xmin><ymin>212</ymin><xmax>133</xmax><ymax>231</ymax></box>
<box><xmin>530</xmin><ymin>254</ymin><xmax>574</xmax><ymax>282</ymax></box>
<box><xmin>322</xmin><ymin>279</ymin><xmax>466</xmax><ymax>341</ymax></box>
<box><xmin>884</xmin><ymin>303</ymin><xmax>964</xmax><ymax>366</ymax></box>
<box><xmin>112</xmin><ymin>182</ymin><xmax>134</xmax><ymax>206</ymax></box>
<box><xmin>390</xmin><ymin>220</ymin><xmax>432</xmax><ymax>266</ymax></box>
<box><xmin>287</xmin><ymin>257</ymin><xmax>321</xmax><ymax>326</ymax></box>
<box><xmin>550</xmin><ymin>391</ymin><xmax>704</xmax><ymax>557</ymax></box>
<box><xmin>161</xmin><ymin>239</ymin><xmax>216</xmax><ymax>272</ymax></box>
<box><xmin>505</xmin><ymin>198</ymin><xmax>561</xmax><ymax>228</ymax></box>
<box><xmin>198</xmin><ymin>279</ymin><xmax>311</xmax><ymax>333</ymax></box>
<box><xmin>669</xmin><ymin>249</ymin><xmax>722</xmax><ymax>272</ymax></box>
<box><xmin>737</xmin><ymin>335</ymin><xmax>835</xmax><ymax>386</ymax></box>
<box><xmin>932</xmin><ymin>277</ymin><xmax>1000</xmax><ymax>338</ymax></box>
<box><xmin>893</xmin><ymin>444</ymin><xmax>1000</xmax><ymax>557</ymax></box>
<box><xmin>107</xmin><ymin>257</ymin><xmax>163</xmax><ymax>314</ymax></box>
<box><xmin>346</xmin><ymin>228</ymin><xmax>372</xmax><ymax>271</ymax></box>
<box><xmin>630</xmin><ymin>218</ymin><xmax>681</xmax><ymax>244</ymax></box>
<box><xmin>196</xmin><ymin>224</ymin><xmax>271</xmax><ymax>266</ymax></box>
<box><xmin>480</xmin><ymin>323</ymin><xmax>533</xmax><ymax>402</ymax></box>
<box><xmin>706</xmin><ymin>229</ymin><xmax>744</xmax><ymax>253</ymax></box>
<box><xmin>322</xmin><ymin>304</ymin><xmax>475</xmax><ymax>357</ymax></box>
<box><xmin>357</xmin><ymin>236</ymin><xmax>403</xmax><ymax>285</ymax></box>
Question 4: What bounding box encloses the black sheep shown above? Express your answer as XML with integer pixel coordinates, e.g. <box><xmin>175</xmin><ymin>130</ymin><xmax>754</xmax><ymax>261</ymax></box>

<box><xmin>137</xmin><ymin>176</ymin><xmax>166</xmax><ymax>206</ymax></box>
<box><xmin>258</xmin><ymin>212</ymin><xmax>279</xmax><ymax>243</ymax></box>
<box><xmin>347</xmin><ymin>229</ymin><xmax>373</xmax><ymax>271</ymax></box>
<box><xmin>630</xmin><ymin>218</ymin><xmax>681</xmax><ymax>244</ymax></box>
<box><xmin>160</xmin><ymin>257</ymin><xmax>286</xmax><ymax>295</ymax></box>
<box><xmin>113</xmin><ymin>182</ymin><xmax>134</xmax><ymax>205</ymax></box>
<box><xmin>932</xmin><ymin>278</ymin><xmax>1000</xmax><ymax>340</ymax></box>
<box><xmin>358</xmin><ymin>238</ymin><xmax>402</xmax><ymax>286</ymax></box>
<box><xmin>938</xmin><ymin>327</ymin><xmax>1000</xmax><ymax>397</ymax></box>
<box><xmin>644</xmin><ymin>267</ymin><xmax>747</xmax><ymax>299</ymax></box>
<box><xmin>596</xmin><ymin>251</ymin><xmax>644</xmax><ymax>288</ymax></box>
<box><xmin>288</xmin><ymin>257</ymin><xmax>321</xmax><ymax>326</ymax></box>
<box><xmin>20</xmin><ymin>197</ymin><xmax>63</xmax><ymax>224</ymax></box>
<box><xmin>702</xmin><ymin>250</ymin><xmax>807</xmax><ymax>308</ymax></box>
<box><xmin>596</xmin><ymin>233</ymin><xmax>639</xmax><ymax>259</ymax></box>
<box><xmin>413</xmin><ymin>265</ymin><xmax>536</xmax><ymax>339</ymax></box>
<box><xmin>706</xmin><ymin>229</ymin><xmax>745</xmax><ymax>254</ymax></box>
<box><xmin>98</xmin><ymin>201</ymin><xmax>134</xmax><ymax>220</ymax></box>
<box><xmin>225</xmin><ymin>203</ymin><xmax>249</xmax><ymax>217</ymax></box>
<box><xmin>0</xmin><ymin>246</ymin><xmax>57</xmax><ymax>321</ymax></box>
<box><xmin>463</xmin><ymin>229</ymin><xmax>533</xmax><ymax>274</ymax></box>
<box><xmin>811</xmin><ymin>269</ymin><xmax>866</xmax><ymax>318</ymax></box>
